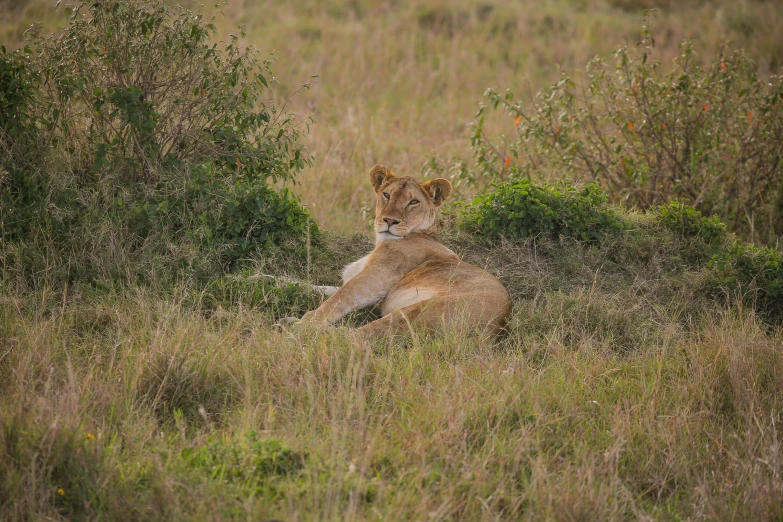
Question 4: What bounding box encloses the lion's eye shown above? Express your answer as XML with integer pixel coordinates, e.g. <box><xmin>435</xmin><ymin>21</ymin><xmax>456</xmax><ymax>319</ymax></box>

<box><xmin>409</xmin><ymin>199</ymin><xmax>419</xmax><ymax>205</ymax></box>
<box><xmin>382</xmin><ymin>192</ymin><xmax>390</xmax><ymax>199</ymax></box>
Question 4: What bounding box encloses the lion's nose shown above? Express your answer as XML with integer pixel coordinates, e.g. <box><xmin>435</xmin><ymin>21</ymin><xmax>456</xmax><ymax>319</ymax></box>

<box><xmin>383</xmin><ymin>217</ymin><xmax>400</xmax><ymax>227</ymax></box>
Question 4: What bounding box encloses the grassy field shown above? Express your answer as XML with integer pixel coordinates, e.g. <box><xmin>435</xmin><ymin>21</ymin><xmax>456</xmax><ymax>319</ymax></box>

<box><xmin>2</xmin><ymin>0</ymin><xmax>783</xmax><ymax>520</ymax></box>
<box><xmin>4</xmin><ymin>221</ymin><xmax>783</xmax><ymax>520</ymax></box>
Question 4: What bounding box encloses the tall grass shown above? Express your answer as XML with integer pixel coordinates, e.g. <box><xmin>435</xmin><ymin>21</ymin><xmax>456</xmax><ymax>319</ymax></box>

<box><xmin>2</xmin><ymin>288</ymin><xmax>783</xmax><ymax>519</ymax></box>
<box><xmin>3</xmin><ymin>214</ymin><xmax>783</xmax><ymax>519</ymax></box>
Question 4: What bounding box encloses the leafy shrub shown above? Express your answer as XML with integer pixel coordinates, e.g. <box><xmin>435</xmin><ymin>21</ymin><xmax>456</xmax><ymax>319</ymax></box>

<box><xmin>0</xmin><ymin>0</ymin><xmax>315</xmax><ymax>290</ymax></box>
<box><xmin>641</xmin><ymin>201</ymin><xmax>729</xmax><ymax>266</ymax></box>
<box><xmin>218</xmin><ymin>184</ymin><xmax>313</xmax><ymax>262</ymax></box>
<box><xmin>126</xmin><ymin>163</ymin><xmax>315</xmax><ymax>266</ymax></box>
<box><xmin>708</xmin><ymin>243</ymin><xmax>783</xmax><ymax>320</ymax></box>
<box><xmin>653</xmin><ymin>201</ymin><xmax>727</xmax><ymax>247</ymax></box>
<box><xmin>0</xmin><ymin>46</ymin><xmax>42</xmax><ymax>241</ymax></box>
<box><xmin>182</xmin><ymin>432</ymin><xmax>306</xmax><ymax>483</ymax></box>
<box><xmin>28</xmin><ymin>0</ymin><xmax>310</xmax><ymax>180</ymax></box>
<box><xmin>468</xmin><ymin>25</ymin><xmax>783</xmax><ymax>244</ymax></box>
<box><xmin>179</xmin><ymin>432</ymin><xmax>305</xmax><ymax>501</ymax></box>
<box><xmin>460</xmin><ymin>178</ymin><xmax>625</xmax><ymax>242</ymax></box>
<box><xmin>0</xmin><ymin>168</ymin><xmax>44</xmax><ymax>241</ymax></box>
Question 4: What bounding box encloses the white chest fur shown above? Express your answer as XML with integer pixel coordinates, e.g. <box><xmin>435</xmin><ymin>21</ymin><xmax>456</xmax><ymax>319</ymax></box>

<box><xmin>342</xmin><ymin>254</ymin><xmax>371</xmax><ymax>284</ymax></box>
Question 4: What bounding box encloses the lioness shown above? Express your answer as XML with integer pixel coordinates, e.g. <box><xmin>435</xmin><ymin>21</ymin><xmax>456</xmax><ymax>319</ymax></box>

<box><xmin>300</xmin><ymin>165</ymin><xmax>512</xmax><ymax>338</ymax></box>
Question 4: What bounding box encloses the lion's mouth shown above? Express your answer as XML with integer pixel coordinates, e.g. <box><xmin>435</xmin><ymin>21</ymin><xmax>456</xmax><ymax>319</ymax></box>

<box><xmin>376</xmin><ymin>225</ymin><xmax>404</xmax><ymax>240</ymax></box>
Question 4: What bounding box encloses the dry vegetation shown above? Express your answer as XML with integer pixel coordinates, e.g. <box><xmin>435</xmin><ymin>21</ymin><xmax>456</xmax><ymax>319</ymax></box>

<box><xmin>3</xmin><ymin>0</ymin><xmax>783</xmax><ymax>520</ymax></box>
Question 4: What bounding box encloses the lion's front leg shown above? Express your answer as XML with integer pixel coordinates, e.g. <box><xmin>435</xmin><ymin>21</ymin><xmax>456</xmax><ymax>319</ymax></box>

<box><xmin>300</xmin><ymin>264</ymin><xmax>396</xmax><ymax>326</ymax></box>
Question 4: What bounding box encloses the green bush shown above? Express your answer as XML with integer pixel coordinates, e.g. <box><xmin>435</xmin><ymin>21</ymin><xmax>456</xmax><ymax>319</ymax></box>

<box><xmin>650</xmin><ymin>201</ymin><xmax>728</xmax><ymax>265</ymax></box>
<box><xmin>653</xmin><ymin>201</ymin><xmax>727</xmax><ymax>247</ymax></box>
<box><xmin>27</xmin><ymin>0</ymin><xmax>310</xmax><ymax>180</ymax></box>
<box><xmin>708</xmin><ymin>243</ymin><xmax>783</xmax><ymax>320</ymax></box>
<box><xmin>0</xmin><ymin>0</ymin><xmax>315</xmax><ymax>291</ymax></box>
<box><xmin>468</xmin><ymin>24</ymin><xmax>783</xmax><ymax>244</ymax></box>
<box><xmin>460</xmin><ymin>178</ymin><xmax>625</xmax><ymax>242</ymax></box>
<box><xmin>0</xmin><ymin>46</ymin><xmax>42</xmax><ymax>241</ymax></box>
<box><xmin>218</xmin><ymin>184</ymin><xmax>313</xmax><ymax>263</ymax></box>
<box><xmin>0</xmin><ymin>168</ymin><xmax>45</xmax><ymax>241</ymax></box>
<box><xmin>182</xmin><ymin>432</ymin><xmax>306</xmax><ymax>483</ymax></box>
<box><xmin>126</xmin><ymin>163</ymin><xmax>315</xmax><ymax>266</ymax></box>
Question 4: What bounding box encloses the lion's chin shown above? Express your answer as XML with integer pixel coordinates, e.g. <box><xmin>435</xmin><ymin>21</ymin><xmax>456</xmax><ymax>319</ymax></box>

<box><xmin>376</xmin><ymin>230</ymin><xmax>404</xmax><ymax>242</ymax></box>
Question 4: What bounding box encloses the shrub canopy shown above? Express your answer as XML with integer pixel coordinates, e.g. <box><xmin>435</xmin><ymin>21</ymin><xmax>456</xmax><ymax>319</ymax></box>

<box><xmin>26</xmin><ymin>0</ymin><xmax>310</xmax><ymax>181</ymax></box>
<box><xmin>460</xmin><ymin>178</ymin><xmax>624</xmax><ymax>242</ymax></box>
<box><xmin>468</xmin><ymin>25</ymin><xmax>783</xmax><ymax>244</ymax></box>
<box><xmin>0</xmin><ymin>0</ymin><xmax>315</xmax><ymax>289</ymax></box>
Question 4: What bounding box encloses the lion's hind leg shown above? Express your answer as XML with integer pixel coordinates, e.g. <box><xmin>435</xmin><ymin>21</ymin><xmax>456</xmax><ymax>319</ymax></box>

<box><xmin>357</xmin><ymin>298</ymin><xmax>443</xmax><ymax>339</ymax></box>
<box><xmin>358</xmin><ymin>294</ymin><xmax>509</xmax><ymax>340</ymax></box>
<box><xmin>357</xmin><ymin>296</ymin><xmax>475</xmax><ymax>339</ymax></box>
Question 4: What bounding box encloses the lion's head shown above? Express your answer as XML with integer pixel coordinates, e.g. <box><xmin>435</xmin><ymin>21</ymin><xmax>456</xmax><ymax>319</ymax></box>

<box><xmin>368</xmin><ymin>164</ymin><xmax>452</xmax><ymax>242</ymax></box>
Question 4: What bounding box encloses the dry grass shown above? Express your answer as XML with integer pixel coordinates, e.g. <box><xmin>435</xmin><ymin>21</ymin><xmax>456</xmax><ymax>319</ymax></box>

<box><xmin>2</xmin><ymin>288</ymin><xmax>783</xmax><ymax>520</ymax></box>
<box><xmin>2</xmin><ymin>220</ymin><xmax>783</xmax><ymax>519</ymax></box>
<box><xmin>216</xmin><ymin>0</ymin><xmax>783</xmax><ymax>231</ymax></box>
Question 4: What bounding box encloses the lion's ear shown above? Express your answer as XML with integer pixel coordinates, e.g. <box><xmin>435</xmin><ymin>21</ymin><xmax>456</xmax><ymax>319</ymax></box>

<box><xmin>421</xmin><ymin>178</ymin><xmax>452</xmax><ymax>207</ymax></box>
<box><xmin>369</xmin><ymin>165</ymin><xmax>394</xmax><ymax>191</ymax></box>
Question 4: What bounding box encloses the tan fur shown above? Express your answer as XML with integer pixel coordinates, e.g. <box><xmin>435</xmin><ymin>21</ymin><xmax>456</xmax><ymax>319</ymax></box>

<box><xmin>301</xmin><ymin>165</ymin><xmax>512</xmax><ymax>338</ymax></box>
